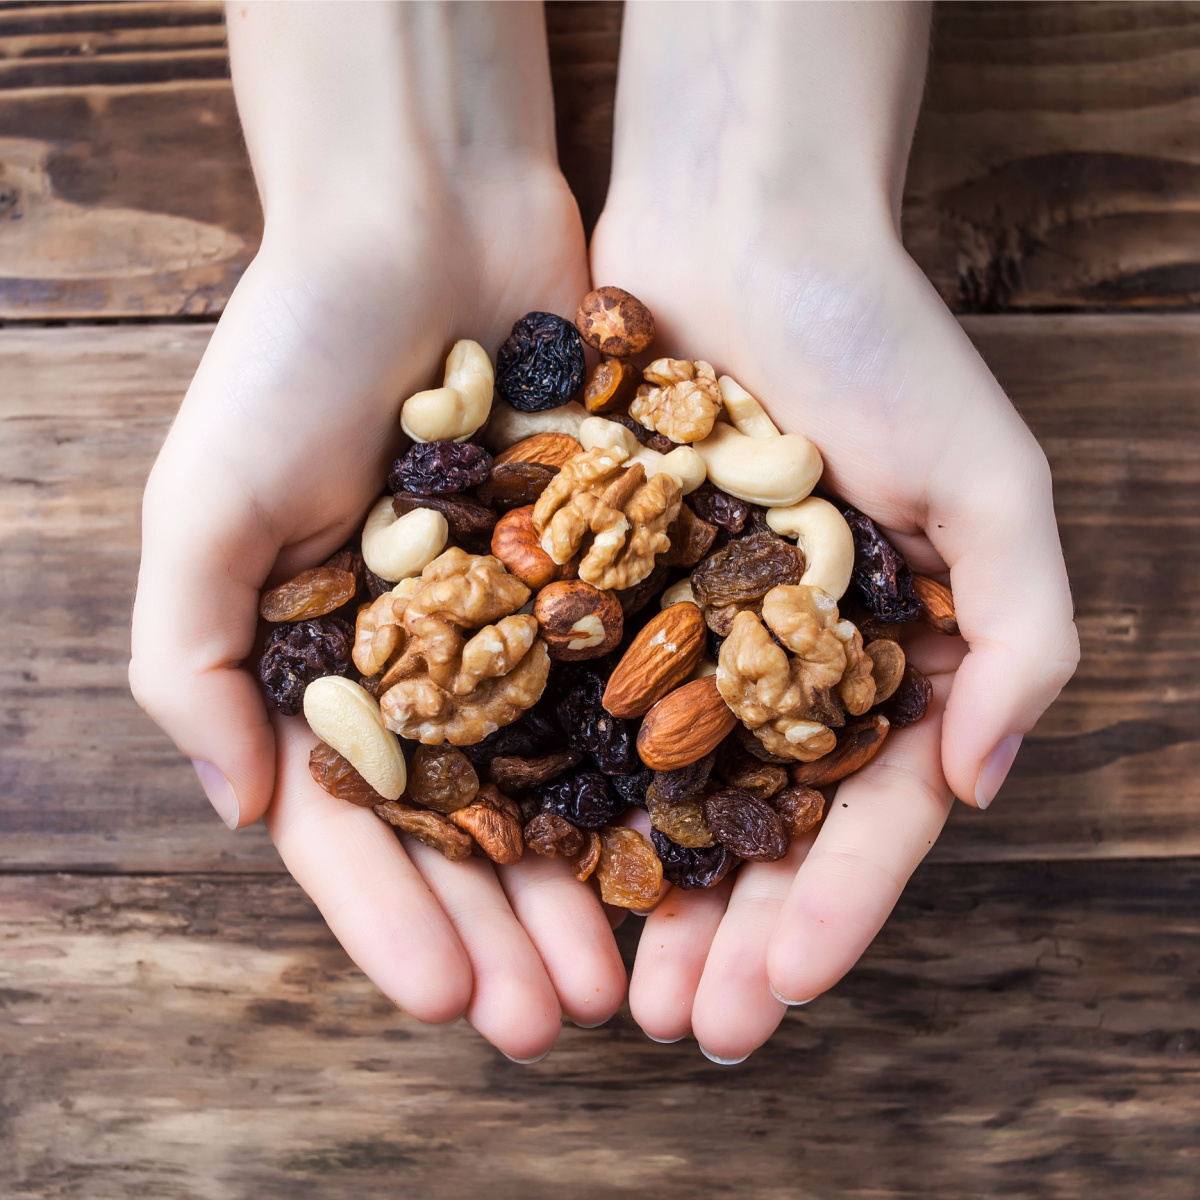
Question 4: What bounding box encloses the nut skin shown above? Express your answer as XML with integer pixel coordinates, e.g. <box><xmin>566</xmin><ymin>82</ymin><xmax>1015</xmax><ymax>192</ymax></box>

<box><xmin>490</xmin><ymin>505</ymin><xmax>579</xmax><ymax>590</ymax></box>
<box><xmin>790</xmin><ymin>713</ymin><xmax>890</xmax><ymax>787</ymax></box>
<box><xmin>574</xmin><ymin>286</ymin><xmax>656</xmax><ymax>358</ymax></box>
<box><xmin>603</xmin><ymin>601</ymin><xmax>707</xmax><ymax>718</ymax></box>
<box><xmin>913</xmin><ymin>575</ymin><xmax>959</xmax><ymax>636</ymax></box>
<box><xmin>493</xmin><ymin>432</ymin><xmax>582</xmax><ymax>468</ymax></box>
<box><xmin>637</xmin><ymin>675</ymin><xmax>739</xmax><ymax>772</ymax></box>
<box><xmin>533</xmin><ymin>579</ymin><xmax>624</xmax><ymax>661</ymax></box>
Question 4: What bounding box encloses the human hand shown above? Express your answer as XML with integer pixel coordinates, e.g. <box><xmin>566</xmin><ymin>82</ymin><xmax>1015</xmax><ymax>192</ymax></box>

<box><xmin>591</xmin><ymin>1</ymin><xmax>1079</xmax><ymax>1060</ymax></box>
<box><xmin>129</xmin><ymin>2</ymin><xmax>626</xmax><ymax>1060</ymax></box>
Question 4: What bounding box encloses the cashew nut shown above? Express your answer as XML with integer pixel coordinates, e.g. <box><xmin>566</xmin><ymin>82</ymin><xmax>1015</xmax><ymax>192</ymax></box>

<box><xmin>689</xmin><ymin>655</ymin><xmax>718</xmax><ymax>681</ymax></box>
<box><xmin>361</xmin><ymin>497</ymin><xmax>448</xmax><ymax>582</ymax></box>
<box><xmin>577</xmin><ymin>417</ymin><xmax>706</xmax><ymax>495</ymax></box>
<box><xmin>400</xmin><ymin>340</ymin><xmax>494</xmax><ymax>443</ymax></box>
<box><xmin>303</xmin><ymin>676</ymin><xmax>407</xmax><ymax>800</ymax></box>
<box><xmin>692</xmin><ymin>421</ymin><xmax>822</xmax><ymax>507</ymax></box>
<box><xmin>660</xmin><ymin>578</ymin><xmax>696</xmax><ymax>608</ymax></box>
<box><xmin>765</xmin><ymin>496</ymin><xmax>854</xmax><ymax>600</ymax></box>
<box><xmin>483</xmin><ymin>399</ymin><xmax>587</xmax><ymax>452</ymax></box>
<box><xmin>718</xmin><ymin>375</ymin><xmax>780</xmax><ymax>439</ymax></box>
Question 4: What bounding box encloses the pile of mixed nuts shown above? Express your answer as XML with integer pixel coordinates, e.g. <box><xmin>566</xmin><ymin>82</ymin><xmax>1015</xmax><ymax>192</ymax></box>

<box><xmin>257</xmin><ymin>287</ymin><xmax>958</xmax><ymax>908</ymax></box>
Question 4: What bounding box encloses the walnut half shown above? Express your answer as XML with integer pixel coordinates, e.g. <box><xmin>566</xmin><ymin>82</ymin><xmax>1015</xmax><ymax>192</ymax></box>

<box><xmin>630</xmin><ymin>359</ymin><xmax>723</xmax><ymax>444</ymax></box>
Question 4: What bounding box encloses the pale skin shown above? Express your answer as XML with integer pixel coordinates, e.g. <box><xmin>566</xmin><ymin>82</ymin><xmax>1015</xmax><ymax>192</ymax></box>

<box><xmin>130</xmin><ymin>2</ymin><xmax>1078</xmax><ymax>1064</ymax></box>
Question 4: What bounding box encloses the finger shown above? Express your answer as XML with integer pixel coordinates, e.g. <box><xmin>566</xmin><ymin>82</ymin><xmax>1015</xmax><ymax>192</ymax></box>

<box><xmin>130</xmin><ymin>455</ymin><xmax>278</xmax><ymax>830</ymax></box>
<box><xmin>688</xmin><ymin>839</ymin><xmax>812</xmax><ymax>1064</ymax></box>
<box><xmin>405</xmin><ymin>841</ymin><xmax>563</xmax><ymax>1062</ymax></box>
<box><xmin>628</xmin><ymin>878</ymin><xmax>732</xmax><ymax>1043</ymax></box>
<box><xmin>928</xmin><ymin>424</ymin><xmax>1079</xmax><ymax>808</ymax></box>
<box><xmin>766</xmin><ymin>669</ymin><xmax>953</xmax><ymax>1006</ymax></box>
<box><xmin>265</xmin><ymin>717</ymin><xmax>473</xmax><ymax>1024</ymax></box>
<box><xmin>498</xmin><ymin>854</ymin><xmax>628</xmax><ymax>1028</ymax></box>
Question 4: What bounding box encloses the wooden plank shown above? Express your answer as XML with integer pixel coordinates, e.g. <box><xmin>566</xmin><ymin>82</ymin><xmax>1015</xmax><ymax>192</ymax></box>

<box><xmin>905</xmin><ymin>1</ymin><xmax>1200</xmax><ymax>311</ymax></box>
<box><xmin>2</xmin><ymin>315</ymin><xmax>1196</xmax><ymax>869</ymax></box>
<box><xmin>1</xmin><ymin>862</ymin><xmax>1196</xmax><ymax>1197</ymax></box>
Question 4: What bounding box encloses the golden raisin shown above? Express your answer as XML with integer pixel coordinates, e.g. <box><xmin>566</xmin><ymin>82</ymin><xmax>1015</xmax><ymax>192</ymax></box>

<box><xmin>308</xmin><ymin>742</ymin><xmax>383</xmax><ymax>807</ymax></box>
<box><xmin>260</xmin><ymin>567</ymin><xmax>357</xmax><ymax>623</ymax></box>
<box><xmin>407</xmin><ymin>744</ymin><xmax>479</xmax><ymax>814</ymax></box>
<box><xmin>595</xmin><ymin>826</ymin><xmax>664</xmax><ymax>908</ymax></box>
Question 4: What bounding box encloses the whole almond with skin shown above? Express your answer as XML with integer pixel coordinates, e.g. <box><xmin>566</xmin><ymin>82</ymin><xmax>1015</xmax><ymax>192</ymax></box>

<box><xmin>533</xmin><ymin>579</ymin><xmax>623</xmax><ymax>661</ymax></box>
<box><xmin>491</xmin><ymin>505</ymin><xmax>578</xmax><ymax>590</ymax></box>
<box><xmin>637</xmin><ymin>675</ymin><xmax>738</xmax><ymax>771</ymax></box>
<box><xmin>494</xmin><ymin>432</ymin><xmax>582</xmax><ymax>469</ymax></box>
<box><xmin>603</xmin><ymin>601</ymin><xmax>707</xmax><ymax>717</ymax></box>
<box><xmin>913</xmin><ymin>575</ymin><xmax>959</xmax><ymax>636</ymax></box>
<box><xmin>790</xmin><ymin>713</ymin><xmax>890</xmax><ymax>788</ymax></box>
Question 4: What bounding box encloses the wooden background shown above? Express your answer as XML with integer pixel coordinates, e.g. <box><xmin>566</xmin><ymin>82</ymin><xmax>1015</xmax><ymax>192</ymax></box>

<box><xmin>2</xmin><ymin>2</ymin><xmax>1199</xmax><ymax>1195</ymax></box>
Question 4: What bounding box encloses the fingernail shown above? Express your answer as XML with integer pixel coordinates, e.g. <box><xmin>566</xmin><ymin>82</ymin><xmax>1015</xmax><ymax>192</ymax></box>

<box><xmin>502</xmin><ymin>1048</ymin><xmax>551</xmax><ymax>1065</ymax></box>
<box><xmin>769</xmin><ymin>984</ymin><xmax>815</xmax><ymax>1007</ymax></box>
<box><xmin>574</xmin><ymin>1018</ymin><xmax>609</xmax><ymax>1029</ymax></box>
<box><xmin>699</xmin><ymin>1045</ymin><xmax>750</xmax><ymax>1066</ymax></box>
<box><xmin>192</xmin><ymin>759</ymin><xmax>239</xmax><ymax>829</ymax></box>
<box><xmin>974</xmin><ymin>735</ymin><xmax>1024</xmax><ymax>810</ymax></box>
<box><xmin>645</xmin><ymin>1032</ymin><xmax>686</xmax><ymax>1044</ymax></box>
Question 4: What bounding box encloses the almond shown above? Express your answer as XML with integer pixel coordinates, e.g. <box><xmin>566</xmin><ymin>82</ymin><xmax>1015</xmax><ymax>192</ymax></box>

<box><xmin>790</xmin><ymin>714</ymin><xmax>890</xmax><ymax>787</ymax></box>
<box><xmin>636</xmin><ymin>675</ymin><xmax>738</xmax><ymax>771</ymax></box>
<box><xmin>494</xmin><ymin>432</ymin><xmax>582</xmax><ymax>469</ymax></box>
<box><xmin>602</xmin><ymin>601</ymin><xmax>706</xmax><ymax>717</ymax></box>
<box><xmin>913</xmin><ymin>574</ymin><xmax>958</xmax><ymax>636</ymax></box>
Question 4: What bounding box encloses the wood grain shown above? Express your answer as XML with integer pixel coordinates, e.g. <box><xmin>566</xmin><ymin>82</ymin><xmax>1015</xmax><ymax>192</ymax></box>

<box><xmin>2</xmin><ymin>862</ymin><xmax>1197</xmax><ymax>1197</ymax></box>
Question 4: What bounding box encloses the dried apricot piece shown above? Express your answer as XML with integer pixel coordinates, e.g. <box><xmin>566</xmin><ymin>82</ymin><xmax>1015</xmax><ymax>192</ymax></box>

<box><xmin>595</xmin><ymin>826</ymin><xmax>664</xmax><ymax>908</ymax></box>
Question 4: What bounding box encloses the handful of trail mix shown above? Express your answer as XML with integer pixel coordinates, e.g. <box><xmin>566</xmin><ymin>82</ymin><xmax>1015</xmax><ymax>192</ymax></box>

<box><xmin>257</xmin><ymin>288</ymin><xmax>958</xmax><ymax>908</ymax></box>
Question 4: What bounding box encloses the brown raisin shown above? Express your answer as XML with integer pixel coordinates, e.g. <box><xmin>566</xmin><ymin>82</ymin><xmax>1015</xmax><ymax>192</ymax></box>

<box><xmin>715</xmin><ymin>737</ymin><xmax>789</xmax><ymax>799</ymax></box>
<box><xmin>260</xmin><ymin>567</ymin><xmax>357</xmax><ymax>623</ymax></box>
<box><xmin>659</xmin><ymin>503</ymin><xmax>718</xmax><ymax>568</ymax></box>
<box><xmin>691</xmin><ymin>530</ymin><xmax>806</xmax><ymax>610</ymax></box>
<box><xmin>704</xmin><ymin>788</ymin><xmax>790</xmax><ymax>862</ymax></box>
<box><xmin>876</xmin><ymin>665</ymin><xmax>932</xmax><ymax>729</ymax></box>
<box><xmin>687</xmin><ymin>482</ymin><xmax>751</xmax><ymax>536</ymax></box>
<box><xmin>373</xmin><ymin>800</ymin><xmax>475</xmax><ymax>861</ymax></box>
<box><xmin>646</xmin><ymin>788</ymin><xmax>715</xmax><ymax>848</ymax></box>
<box><xmin>615</xmin><ymin>562</ymin><xmax>671</xmax><ymax>616</ymax></box>
<box><xmin>477</xmin><ymin>461</ymin><xmax>557</xmax><ymax>511</ymax></box>
<box><xmin>524</xmin><ymin>812</ymin><xmax>586</xmax><ymax>858</ymax></box>
<box><xmin>365</xmin><ymin>566</ymin><xmax>393</xmax><ymax>599</ymax></box>
<box><xmin>842</xmin><ymin>506</ymin><xmax>922</xmax><ymax>623</ymax></box>
<box><xmin>308</xmin><ymin>743</ymin><xmax>383</xmax><ymax>807</ymax></box>
<box><xmin>773</xmin><ymin>784</ymin><xmax>826</xmax><ymax>838</ymax></box>
<box><xmin>448</xmin><ymin>785</ymin><xmax>524</xmax><ymax>865</ymax></box>
<box><xmin>406</xmin><ymin>744</ymin><xmax>480</xmax><ymax>814</ymax></box>
<box><xmin>392</xmin><ymin>492</ymin><xmax>497</xmax><ymax>548</ymax></box>
<box><xmin>490</xmin><ymin>749</ymin><xmax>581</xmax><ymax>792</ymax></box>
<box><xmin>649</xmin><ymin>754</ymin><xmax>715</xmax><ymax>805</ymax></box>
<box><xmin>571</xmin><ymin>831</ymin><xmax>602</xmax><ymax>882</ymax></box>
<box><xmin>651</xmin><ymin>829</ymin><xmax>737</xmax><ymax>890</ymax></box>
<box><xmin>595</xmin><ymin>826</ymin><xmax>664</xmax><ymax>908</ymax></box>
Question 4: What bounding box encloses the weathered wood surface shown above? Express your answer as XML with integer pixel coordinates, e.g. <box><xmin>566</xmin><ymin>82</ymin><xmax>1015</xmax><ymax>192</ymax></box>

<box><xmin>2</xmin><ymin>861</ymin><xmax>1197</xmax><ymax>1198</ymax></box>
<box><xmin>2</xmin><ymin>315</ymin><xmax>1196</xmax><ymax>869</ymax></box>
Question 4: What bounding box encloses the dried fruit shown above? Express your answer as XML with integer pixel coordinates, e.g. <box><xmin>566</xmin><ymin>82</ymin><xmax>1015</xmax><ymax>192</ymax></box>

<box><xmin>374</xmin><ymin>799</ymin><xmax>474</xmax><ymax>861</ymax></box>
<box><xmin>649</xmin><ymin>754</ymin><xmax>715</xmax><ymax>805</ymax></box>
<box><xmin>574</xmin><ymin>286</ymin><xmax>656</xmax><ymax>357</ymax></box>
<box><xmin>636</xmin><ymin>676</ymin><xmax>737</xmax><ymax>771</ymax></box>
<box><xmin>651</xmin><ymin>829</ymin><xmax>736</xmax><ymax>890</ymax></box>
<box><xmin>537</xmin><ymin>771</ymin><xmax>625</xmax><ymax>829</ymax></box>
<box><xmin>571</xmin><ymin>831</ymin><xmax>602</xmax><ymax>881</ymax></box>
<box><xmin>773</xmin><ymin>784</ymin><xmax>826</xmax><ymax>838</ymax></box>
<box><xmin>460</xmin><ymin>703</ymin><xmax>559</xmax><ymax>765</ymax></box>
<box><xmin>392</xmin><ymin>492</ymin><xmax>497</xmax><ymax>548</ymax></box>
<box><xmin>791</xmin><ymin>713</ymin><xmax>890</xmax><ymax>787</ymax></box>
<box><xmin>496</xmin><ymin>311</ymin><xmax>587</xmax><ymax>412</ymax></box>
<box><xmin>866</xmin><ymin>638</ymin><xmax>906</xmax><ymax>704</ymax></box>
<box><xmin>448</xmin><ymin>784</ymin><xmax>524</xmax><ymax>865</ymax></box>
<box><xmin>557</xmin><ymin>670</ymin><xmax>639</xmax><ymax>774</ymax></box>
<box><xmin>876</xmin><ymin>665</ymin><xmax>932</xmax><ymax>729</ymax></box>
<box><xmin>609</xmin><ymin>769</ymin><xmax>654</xmax><ymax>809</ymax></box>
<box><xmin>260</xmin><ymin>567</ymin><xmax>357</xmax><ymax>623</ymax></box>
<box><xmin>524</xmin><ymin>812</ymin><xmax>586</xmax><ymax>858</ymax></box>
<box><xmin>595</xmin><ymin>826</ymin><xmax>664</xmax><ymax>908</ymax></box>
<box><xmin>259</xmin><ymin>616</ymin><xmax>353</xmax><ymax>716</ymax></box>
<box><xmin>490</xmin><ymin>749</ymin><xmax>581</xmax><ymax>792</ymax></box>
<box><xmin>843</xmin><ymin>507</ymin><xmax>921</xmax><ymax>623</ymax></box>
<box><xmin>494</xmin><ymin>432</ymin><xmax>582</xmax><ymax>468</ymax></box>
<box><xmin>602</xmin><ymin>601</ymin><xmax>707</xmax><ymax>717</ymax></box>
<box><xmin>646</xmin><ymin>787</ymin><xmax>715</xmax><ymax>848</ymax></box>
<box><xmin>683</xmin><ymin>482</ymin><xmax>752</xmax><ymax>536</ymax></box>
<box><xmin>534</xmin><ymin>579</ymin><xmax>624</xmax><ymax>661</ymax></box>
<box><xmin>715</xmin><ymin>737</ymin><xmax>789</xmax><ymax>800</ymax></box>
<box><xmin>615</xmin><ymin>562</ymin><xmax>670</xmax><ymax>616</ymax></box>
<box><xmin>491</xmin><ymin>505</ymin><xmax>578</xmax><ymax>590</ymax></box>
<box><xmin>913</xmin><ymin>574</ymin><xmax>959</xmax><ymax>636</ymax></box>
<box><xmin>691</xmin><ymin>530</ymin><xmax>806</xmax><ymax>611</ymax></box>
<box><xmin>659</xmin><ymin>504</ymin><xmax>718</xmax><ymax>568</ymax></box>
<box><xmin>584</xmin><ymin>357</ymin><xmax>637</xmax><ymax>414</ymax></box>
<box><xmin>389</xmin><ymin>440</ymin><xmax>493</xmax><ymax>495</ymax></box>
<box><xmin>704</xmin><ymin>788</ymin><xmax>790</xmax><ymax>862</ymax></box>
<box><xmin>308</xmin><ymin>743</ymin><xmax>383</xmax><ymax>807</ymax></box>
<box><xmin>477</xmin><ymin>461</ymin><xmax>557</xmax><ymax>511</ymax></box>
<box><xmin>406</xmin><ymin>743</ymin><xmax>480</xmax><ymax>813</ymax></box>
<box><xmin>365</xmin><ymin>566</ymin><xmax>393</xmax><ymax>599</ymax></box>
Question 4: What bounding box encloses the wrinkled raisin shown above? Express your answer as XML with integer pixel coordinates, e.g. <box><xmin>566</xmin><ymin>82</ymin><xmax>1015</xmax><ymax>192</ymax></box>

<box><xmin>309</xmin><ymin>743</ymin><xmax>382</xmax><ymax>807</ymax></box>
<box><xmin>523</xmin><ymin>812</ymin><xmax>586</xmax><ymax>858</ymax></box>
<box><xmin>460</xmin><ymin>702</ymin><xmax>559</xmax><ymax>765</ymax></box>
<box><xmin>659</xmin><ymin>504</ymin><xmax>718</xmax><ymax>568</ymax></box>
<box><xmin>773</xmin><ymin>784</ymin><xmax>826</xmax><ymax>838</ymax></box>
<box><xmin>477</xmin><ymin>461</ymin><xmax>557</xmax><ymax>511</ymax></box>
<box><xmin>615</xmin><ymin>562</ymin><xmax>671</xmax><ymax>617</ymax></box>
<box><xmin>649</xmin><ymin>754</ymin><xmax>715</xmax><ymax>805</ymax></box>
<box><xmin>572</xmin><ymin>830</ymin><xmax>602</xmax><ymax>881</ymax></box>
<box><xmin>392</xmin><ymin>492</ymin><xmax>497</xmax><ymax>547</ymax></box>
<box><xmin>389</xmin><ymin>440</ymin><xmax>493</xmax><ymax>495</ymax></box>
<box><xmin>595</xmin><ymin>826</ymin><xmax>664</xmax><ymax>908</ymax></box>
<box><xmin>715</xmin><ymin>738</ymin><xmax>788</xmax><ymax>800</ymax></box>
<box><xmin>490</xmin><ymin>749</ymin><xmax>581</xmax><ymax>792</ymax></box>
<box><xmin>691</xmin><ymin>530</ymin><xmax>806</xmax><ymax>610</ymax></box>
<box><xmin>374</xmin><ymin>800</ymin><xmax>474</xmax><ymax>861</ymax></box>
<box><xmin>646</xmin><ymin>789</ymin><xmax>715</xmax><ymax>848</ymax></box>
<box><xmin>496</xmin><ymin>312</ymin><xmax>586</xmax><ymax>412</ymax></box>
<box><xmin>876</xmin><ymin>664</ymin><xmax>932</xmax><ymax>729</ymax></box>
<box><xmin>537</xmin><ymin>771</ymin><xmax>625</xmax><ymax>829</ymax></box>
<box><xmin>260</xmin><ymin>567</ymin><xmax>357</xmax><ymax>623</ymax></box>
<box><xmin>365</xmin><ymin>567</ymin><xmax>393</xmax><ymax>599</ymax></box>
<box><xmin>842</xmin><ymin>506</ymin><xmax>921</xmax><ymax>623</ymax></box>
<box><xmin>448</xmin><ymin>785</ymin><xmax>523</xmax><ymax>865</ymax></box>
<box><xmin>259</xmin><ymin>616</ymin><xmax>352</xmax><ymax>715</ymax></box>
<box><xmin>704</xmin><ymin>787</ymin><xmax>790</xmax><ymax>862</ymax></box>
<box><xmin>556</xmin><ymin>670</ymin><xmax>638</xmax><ymax>774</ymax></box>
<box><xmin>406</xmin><ymin>744</ymin><xmax>480</xmax><ymax>814</ymax></box>
<box><xmin>609</xmin><ymin>769</ymin><xmax>654</xmax><ymax>809</ymax></box>
<box><xmin>688</xmin><ymin>483</ymin><xmax>751</xmax><ymax>536</ymax></box>
<box><xmin>651</xmin><ymin>829</ymin><xmax>736</xmax><ymax>890</ymax></box>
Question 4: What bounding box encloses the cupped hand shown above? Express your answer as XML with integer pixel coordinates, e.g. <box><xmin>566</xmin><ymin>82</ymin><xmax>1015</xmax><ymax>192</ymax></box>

<box><xmin>590</xmin><ymin>198</ymin><xmax>1079</xmax><ymax>1060</ymax></box>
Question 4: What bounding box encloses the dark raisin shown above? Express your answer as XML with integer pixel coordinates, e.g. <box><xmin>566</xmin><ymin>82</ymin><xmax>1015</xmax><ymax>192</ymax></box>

<box><xmin>659</xmin><ymin>504</ymin><xmax>718</xmax><ymax>568</ymax></box>
<box><xmin>258</xmin><ymin>616</ymin><xmax>352</xmax><ymax>716</ymax></box>
<box><xmin>691</xmin><ymin>530</ymin><xmax>806</xmax><ymax>610</ymax></box>
<box><xmin>365</xmin><ymin>566</ymin><xmax>393</xmax><ymax>599</ymax></box>
<box><xmin>496</xmin><ymin>312</ymin><xmax>586</xmax><ymax>412</ymax></box>
<box><xmin>537</xmin><ymin>771</ymin><xmax>626</xmax><ymax>830</ymax></box>
<box><xmin>392</xmin><ymin>492</ymin><xmax>497</xmax><ymax>547</ymax></box>
<box><xmin>490</xmin><ymin>749</ymin><xmax>581</xmax><ymax>792</ymax></box>
<box><xmin>649</xmin><ymin>754</ymin><xmax>715</xmax><ymax>805</ymax></box>
<box><xmin>650</xmin><ymin>829</ymin><xmax>737</xmax><ymax>890</ymax></box>
<box><xmin>459</xmin><ymin>702</ymin><xmax>558</xmax><ymax>765</ymax></box>
<box><xmin>734</xmin><ymin>723</ymin><xmax>793</xmax><ymax>765</ymax></box>
<box><xmin>610</xmin><ymin>769</ymin><xmax>654</xmax><ymax>809</ymax></box>
<box><xmin>876</xmin><ymin>664</ymin><xmax>932</xmax><ymax>729</ymax></box>
<box><xmin>715</xmin><ymin>737</ymin><xmax>788</xmax><ymax>799</ymax></box>
<box><xmin>842</xmin><ymin>506</ymin><xmax>921</xmax><ymax>623</ymax></box>
<box><xmin>615</xmin><ymin>562</ymin><xmax>671</xmax><ymax>616</ymax></box>
<box><xmin>703</xmin><ymin>787</ymin><xmax>790</xmax><ymax>862</ymax></box>
<box><xmin>388</xmin><ymin>441</ymin><xmax>493</xmax><ymax>495</ymax></box>
<box><xmin>707</xmin><ymin>629</ymin><xmax>727</xmax><ymax>662</ymax></box>
<box><xmin>556</xmin><ymin>669</ymin><xmax>638</xmax><ymax>774</ymax></box>
<box><xmin>476</xmin><ymin>461</ymin><xmax>557</xmax><ymax>511</ymax></box>
<box><xmin>687</xmin><ymin>482</ymin><xmax>751</xmax><ymax>536</ymax></box>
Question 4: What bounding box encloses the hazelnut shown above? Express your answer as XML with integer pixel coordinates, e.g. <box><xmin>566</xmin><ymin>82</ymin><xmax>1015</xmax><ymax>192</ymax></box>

<box><xmin>574</xmin><ymin>286</ymin><xmax>656</xmax><ymax>358</ymax></box>
<box><xmin>533</xmin><ymin>579</ymin><xmax>623</xmax><ymax>661</ymax></box>
<box><xmin>584</xmin><ymin>357</ymin><xmax>637</xmax><ymax>414</ymax></box>
<box><xmin>490</xmin><ymin>505</ymin><xmax>578</xmax><ymax>590</ymax></box>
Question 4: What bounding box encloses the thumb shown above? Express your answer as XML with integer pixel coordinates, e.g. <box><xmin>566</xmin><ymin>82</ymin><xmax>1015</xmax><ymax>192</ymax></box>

<box><xmin>932</xmin><ymin>436</ymin><xmax>1080</xmax><ymax>809</ymax></box>
<box><xmin>130</xmin><ymin>455</ymin><xmax>278</xmax><ymax>829</ymax></box>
